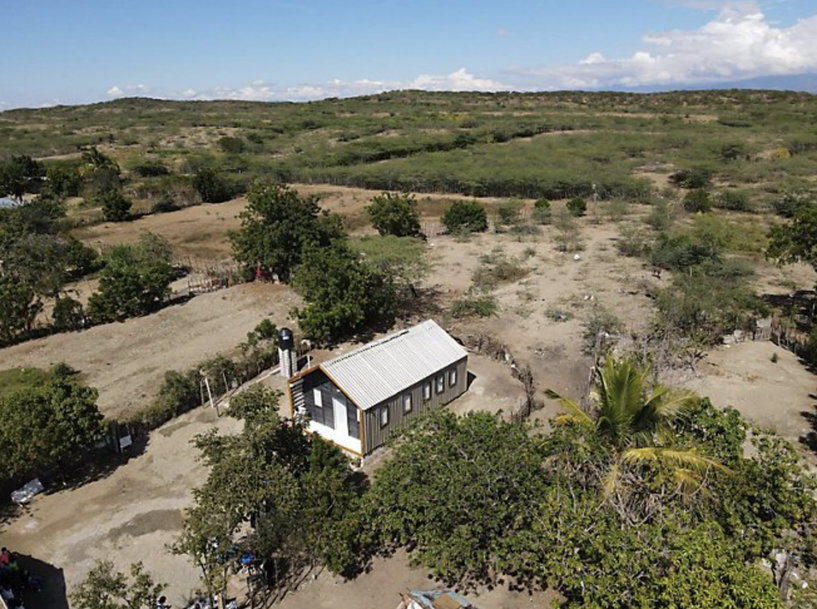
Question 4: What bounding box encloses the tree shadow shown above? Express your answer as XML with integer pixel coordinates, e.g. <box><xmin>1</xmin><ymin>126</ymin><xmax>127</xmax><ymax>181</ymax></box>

<box><xmin>11</xmin><ymin>554</ymin><xmax>67</xmax><ymax>609</ymax></box>
<box><xmin>799</xmin><ymin>408</ymin><xmax>817</xmax><ymax>455</ymax></box>
<box><xmin>399</xmin><ymin>286</ymin><xmax>445</xmax><ymax>321</ymax></box>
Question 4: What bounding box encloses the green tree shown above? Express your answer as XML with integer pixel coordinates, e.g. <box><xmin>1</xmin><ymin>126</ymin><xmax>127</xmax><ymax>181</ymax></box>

<box><xmin>0</xmin><ymin>275</ymin><xmax>41</xmax><ymax>345</ymax></box>
<box><xmin>217</xmin><ymin>136</ymin><xmax>246</xmax><ymax>154</ymax></box>
<box><xmin>230</xmin><ymin>182</ymin><xmax>343</xmax><ymax>282</ymax></box>
<box><xmin>192</xmin><ymin>167</ymin><xmax>231</xmax><ymax>203</ymax></box>
<box><xmin>70</xmin><ymin>560</ymin><xmax>166</xmax><ymax>609</ymax></box>
<box><xmin>0</xmin><ymin>373</ymin><xmax>104</xmax><ymax>482</ymax></box>
<box><xmin>566</xmin><ymin>196</ymin><xmax>587</xmax><ymax>217</ymax></box>
<box><xmin>88</xmin><ymin>236</ymin><xmax>175</xmax><ymax>322</ymax></box>
<box><xmin>683</xmin><ymin>188</ymin><xmax>712</xmax><ymax>213</ymax></box>
<box><xmin>351</xmin><ymin>235</ymin><xmax>428</xmax><ymax>298</ymax></box>
<box><xmin>366</xmin><ymin>191</ymin><xmax>421</xmax><ymax>237</ymax></box>
<box><xmin>767</xmin><ymin>203</ymin><xmax>817</xmax><ymax>273</ymax></box>
<box><xmin>441</xmin><ymin>200</ymin><xmax>488</xmax><ymax>234</ymax></box>
<box><xmin>293</xmin><ymin>242</ymin><xmax>396</xmax><ymax>344</ymax></box>
<box><xmin>547</xmin><ymin>356</ymin><xmax>726</xmax><ymax>503</ymax></box>
<box><xmin>0</xmin><ymin>155</ymin><xmax>45</xmax><ymax>200</ymax></box>
<box><xmin>96</xmin><ymin>188</ymin><xmax>132</xmax><ymax>222</ymax></box>
<box><xmin>53</xmin><ymin>295</ymin><xmax>85</xmax><ymax>331</ymax></box>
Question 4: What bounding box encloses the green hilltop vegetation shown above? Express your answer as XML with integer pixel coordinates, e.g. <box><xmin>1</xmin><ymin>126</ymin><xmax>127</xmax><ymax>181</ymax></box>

<box><xmin>1</xmin><ymin>89</ymin><xmax>817</xmax><ymax>211</ymax></box>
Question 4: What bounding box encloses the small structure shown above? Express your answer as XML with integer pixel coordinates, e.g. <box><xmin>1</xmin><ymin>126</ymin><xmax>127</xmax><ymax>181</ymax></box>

<box><xmin>286</xmin><ymin>320</ymin><xmax>468</xmax><ymax>456</ymax></box>
<box><xmin>398</xmin><ymin>589</ymin><xmax>477</xmax><ymax>609</ymax></box>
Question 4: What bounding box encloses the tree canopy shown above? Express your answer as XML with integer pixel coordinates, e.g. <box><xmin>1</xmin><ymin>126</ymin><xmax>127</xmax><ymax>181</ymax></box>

<box><xmin>365</xmin><ymin>191</ymin><xmax>421</xmax><ymax>237</ymax></box>
<box><xmin>230</xmin><ymin>182</ymin><xmax>343</xmax><ymax>282</ymax></box>
<box><xmin>441</xmin><ymin>200</ymin><xmax>488</xmax><ymax>234</ymax></box>
<box><xmin>70</xmin><ymin>560</ymin><xmax>166</xmax><ymax>609</ymax></box>
<box><xmin>293</xmin><ymin>242</ymin><xmax>396</xmax><ymax>344</ymax></box>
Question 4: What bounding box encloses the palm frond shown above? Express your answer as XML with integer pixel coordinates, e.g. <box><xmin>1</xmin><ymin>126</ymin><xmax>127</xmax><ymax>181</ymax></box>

<box><xmin>544</xmin><ymin>389</ymin><xmax>594</xmax><ymax>429</ymax></box>
<box><xmin>602</xmin><ymin>460</ymin><xmax>623</xmax><ymax>497</ymax></box>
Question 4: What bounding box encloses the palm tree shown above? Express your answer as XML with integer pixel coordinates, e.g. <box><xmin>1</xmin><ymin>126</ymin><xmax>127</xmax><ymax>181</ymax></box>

<box><xmin>547</xmin><ymin>356</ymin><xmax>728</xmax><ymax>500</ymax></box>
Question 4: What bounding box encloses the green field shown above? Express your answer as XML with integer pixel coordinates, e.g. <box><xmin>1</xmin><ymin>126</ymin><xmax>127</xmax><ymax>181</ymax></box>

<box><xmin>1</xmin><ymin>89</ymin><xmax>816</xmax><ymax>213</ymax></box>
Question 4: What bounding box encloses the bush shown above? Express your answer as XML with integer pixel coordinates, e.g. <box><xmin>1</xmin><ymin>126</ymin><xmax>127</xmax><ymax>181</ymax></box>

<box><xmin>650</xmin><ymin>233</ymin><xmax>719</xmax><ymax>271</ymax></box>
<box><xmin>616</xmin><ymin>225</ymin><xmax>651</xmax><ymax>257</ymax></box>
<box><xmin>217</xmin><ymin>136</ymin><xmax>246</xmax><ymax>154</ymax></box>
<box><xmin>683</xmin><ymin>189</ymin><xmax>712</xmax><ymax>213</ymax></box>
<box><xmin>132</xmin><ymin>162</ymin><xmax>170</xmax><ymax>177</ymax></box>
<box><xmin>566</xmin><ymin>197</ymin><xmax>587</xmax><ymax>217</ymax></box>
<box><xmin>52</xmin><ymin>296</ymin><xmax>85</xmax><ymax>331</ymax></box>
<box><xmin>441</xmin><ymin>200</ymin><xmax>488</xmax><ymax>234</ymax></box>
<box><xmin>532</xmin><ymin>198</ymin><xmax>552</xmax><ymax>224</ymax></box>
<box><xmin>193</xmin><ymin>168</ymin><xmax>232</xmax><ymax>203</ymax></box>
<box><xmin>645</xmin><ymin>199</ymin><xmax>675</xmax><ymax>231</ymax></box>
<box><xmin>715</xmin><ymin>189</ymin><xmax>752</xmax><ymax>211</ymax></box>
<box><xmin>96</xmin><ymin>188</ymin><xmax>132</xmax><ymax>222</ymax></box>
<box><xmin>669</xmin><ymin>168</ymin><xmax>713</xmax><ymax>189</ymax></box>
<box><xmin>150</xmin><ymin>193</ymin><xmax>180</xmax><ymax>214</ymax></box>
<box><xmin>496</xmin><ymin>199</ymin><xmax>524</xmax><ymax>225</ymax></box>
<box><xmin>581</xmin><ymin>306</ymin><xmax>623</xmax><ymax>355</ymax></box>
<box><xmin>366</xmin><ymin>192</ymin><xmax>421</xmax><ymax>237</ymax></box>
<box><xmin>451</xmin><ymin>294</ymin><xmax>498</xmax><ymax>318</ymax></box>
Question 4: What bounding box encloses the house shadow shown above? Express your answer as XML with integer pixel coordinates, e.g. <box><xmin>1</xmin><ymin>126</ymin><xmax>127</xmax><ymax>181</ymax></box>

<box><xmin>14</xmin><ymin>553</ymin><xmax>68</xmax><ymax>609</ymax></box>
<box><xmin>466</xmin><ymin>371</ymin><xmax>477</xmax><ymax>389</ymax></box>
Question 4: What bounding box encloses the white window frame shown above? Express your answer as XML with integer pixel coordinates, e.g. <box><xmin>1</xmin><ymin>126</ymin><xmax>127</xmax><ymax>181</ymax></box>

<box><xmin>449</xmin><ymin>368</ymin><xmax>457</xmax><ymax>387</ymax></box>
<box><xmin>403</xmin><ymin>393</ymin><xmax>412</xmax><ymax>413</ymax></box>
<box><xmin>380</xmin><ymin>405</ymin><xmax>389</xmax><ymax>428</ymax></box>
<box><xmin>436</xmin><ymin>374</ymin><xmax>444</xmax><ymax>394</ymax></box>
<box><xmin>313</xmin><ymin>389</ymin><xmax>322</xmax><ymax>408</ymax></box>
<box><xmin>423</xmin><ymin>382</ymin><xmax>432</xmax><ymax>401</ymax></box>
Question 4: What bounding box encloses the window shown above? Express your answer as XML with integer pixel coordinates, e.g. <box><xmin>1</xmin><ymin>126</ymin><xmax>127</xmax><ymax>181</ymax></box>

<box><xmin>380</xmin><ymin>406</ymin><xmax>389</xmax><ymax>428</ymax></box>
<box><xmin>313</xmin><ymin>389</ymin><xmax>322</xmax><ymax>407</ymax></box>
<box><xmin>309</xmin><ymin>388</ymin><xmax>333</xmax><ymax>428</ymax></box>
<box><xmin>347</xmin><ymin>404</ymin><xmax>360</xmax><ymax>439</ymax></box>
<box><xmin>423</xmin><ymin>382</ymin><xmax>432</xmax><ymax>401</ymax></box>
<box><xmin>449</xmin><ymin>368</ymin><xmax>457</xmax><ymax>387</ymax></box>
<box><xmin>402</xmin><ymin>393</ymin><xmax>412</xmax><ymax>414</ymax></box>
<box><xmin>436</xmin><ymin>374</ymin><xmax>444</xmax><ymax>394</ymax></box>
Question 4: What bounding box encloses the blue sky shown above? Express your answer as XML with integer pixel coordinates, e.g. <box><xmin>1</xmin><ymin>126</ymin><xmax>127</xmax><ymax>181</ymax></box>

<box><xmin>2</xmin><ymin>0</ymin><xmax>816</xmax><ymax>108</ymax></box>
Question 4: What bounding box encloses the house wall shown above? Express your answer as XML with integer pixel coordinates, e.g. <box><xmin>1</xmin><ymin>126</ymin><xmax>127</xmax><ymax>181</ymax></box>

<box><xmin>301</xmin><ymin>369</ymin><xmax>362</xmax><ymax>454</ymax></box>
<box><xmin>363</xmin><ymin>356</ymin><xmax>467</xmax><ymax>453</ymax></box>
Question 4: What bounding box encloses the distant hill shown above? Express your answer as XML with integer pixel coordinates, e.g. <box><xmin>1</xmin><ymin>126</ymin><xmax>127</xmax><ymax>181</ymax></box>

<box><xmin>602</xmin><ymin>73</ymin><xmax>817</xmax><ymax>94</ymax></box>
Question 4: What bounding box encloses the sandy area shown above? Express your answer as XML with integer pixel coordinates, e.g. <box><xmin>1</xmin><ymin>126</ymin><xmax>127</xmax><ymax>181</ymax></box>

<box><xmin>2</xmin><ymin>184</ymin><xmax>817</xmax><ymax>609</ymax></box>
<box><xmin>0</xmin><ymin>282</ymin><xmax>301</xmax><ymax>419</ymax></box>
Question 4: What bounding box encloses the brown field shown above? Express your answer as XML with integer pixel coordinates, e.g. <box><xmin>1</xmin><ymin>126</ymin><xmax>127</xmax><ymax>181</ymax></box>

<box><xmin>2</xmin><ymin>184</ymin><xmax>816</xmax><ymax>608</ymax></box>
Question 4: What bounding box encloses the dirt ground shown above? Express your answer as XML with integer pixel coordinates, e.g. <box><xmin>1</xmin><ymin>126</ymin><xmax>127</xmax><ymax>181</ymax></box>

<box><xmin>0</xmin><ymin>282</ymin><xmax>300</xmax><ymax>419</ymax></box>
<box><xmin>3</xmin><ymin>184</ymin><xmax>817</xmax><ymax>609</ymax></box>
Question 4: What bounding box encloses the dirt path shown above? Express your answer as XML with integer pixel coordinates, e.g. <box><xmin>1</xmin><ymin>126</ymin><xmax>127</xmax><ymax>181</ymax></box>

<box><xmin>2</xmin><ymin>406</ymin><xmax>242</xmax><ymax>608</ymax></box>
<box><xmin>0</xmin><ymin>282</ymin><xmax>300</xmax><ymax>419</ymax></box>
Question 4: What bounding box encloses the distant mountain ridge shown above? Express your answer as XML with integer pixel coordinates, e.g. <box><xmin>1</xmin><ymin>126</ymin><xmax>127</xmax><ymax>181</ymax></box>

<box><xmin>599</xmin><ymin>73</ymin><xmax>817</xmax><ymax>94</ymax></box>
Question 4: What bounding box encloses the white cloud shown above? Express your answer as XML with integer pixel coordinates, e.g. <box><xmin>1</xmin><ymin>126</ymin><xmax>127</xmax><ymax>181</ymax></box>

<box><xmin>106</xmin><ymin>84</ymin><xmax>151</xmax><ymax>98</ymax></box>
<box><xmin>497</xmin><ymin>27</ymin><xmax>511</xmax><ymax>38</ymax></box>
<box><xmin>178</xmin><ymin>68</ymin><xmax>509</xmax><ymax>102</ymax></box>
<box><xmin>512</xmin><ymin>3</ymin><xmax>817</xmax><ymax>88</ymax></box>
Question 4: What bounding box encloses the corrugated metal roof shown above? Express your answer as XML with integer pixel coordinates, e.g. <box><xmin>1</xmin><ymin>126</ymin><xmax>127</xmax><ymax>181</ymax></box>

<box><xmin>321</xmin><ymin>319</ymin><xmax>467</xmax><ymax>410</ymax></box>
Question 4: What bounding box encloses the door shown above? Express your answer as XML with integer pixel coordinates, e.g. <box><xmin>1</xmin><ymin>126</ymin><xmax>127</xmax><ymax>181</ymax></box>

<box><xmin>333</xmin><ymin>396</ymin><xmax>348</xmax><ymax>439</ymax></box>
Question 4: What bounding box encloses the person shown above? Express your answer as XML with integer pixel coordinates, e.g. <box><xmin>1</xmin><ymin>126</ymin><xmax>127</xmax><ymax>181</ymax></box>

<box><xmin>156</xmin><ymin>595</ymin><xmax>171</xmax><ymax>609</ymax></box>
<box><xmin>0</xmin><ymin>548</ymin><xmax>10</xmax><ymax>567</ymax></box>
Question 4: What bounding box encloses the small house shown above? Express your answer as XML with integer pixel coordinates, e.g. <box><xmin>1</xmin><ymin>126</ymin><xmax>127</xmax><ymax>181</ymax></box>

<box><xmin>287</xmin><ymin>320</ymin><xmax>468</xmax><ymax>456</ymax></box>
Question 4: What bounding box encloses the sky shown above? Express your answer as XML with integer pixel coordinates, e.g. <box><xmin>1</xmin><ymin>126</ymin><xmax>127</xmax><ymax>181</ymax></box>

<box><xmin>1</xmin><ymin>0</ymin><xmax>817</xmax><ymax>109</ymax></box>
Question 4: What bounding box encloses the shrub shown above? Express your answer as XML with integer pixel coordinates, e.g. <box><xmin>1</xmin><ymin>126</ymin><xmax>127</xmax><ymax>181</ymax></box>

<box><xmin>150</xmin><ymin>193</ymin><xmax>180</xmax><ymax>214</ymax></box>
<box><xmin>669</xmin><ymin>168</ymin><xmax>713</xmax><ymax>189</ymax></box>
<box><xmin>217</xmin><ymin>136</ymin><xmax>246</xmax><ymax>154</ymax></box>
<box><xmin>650</xmin><ymin>233</ymin><xmax>719</xmax><ymax>271</ymax></box>
<box><xmin>616</xmin><ymin>225</ymin><xmax>651</xmax><ymax>257</ymax></box>
<box><xmin>715</xmin><ymin>189</ymin><xmax>752</xmax><ymax>211</ymax></box>
<box><xmin>451</xmin><ymin>294</ymin><xmax>498</xmax><ymax>318</ymax></box>
<box><xmin>496</xmin><ymin>199</ymin><xmax>524</xmax><ymax>225</ymax></box>
<box><xmin>682</xmin><ymin>189</ymin><xmax>712</xmax><ymax>213</ymax></box>
<box><xmin>52</xmin><ymin>296</ymin><xmax>85</xmax><ymax>331</ymax></box>
<box><xmin>441</xmin><ymin>200</ymin><xmax>488</xmax><ymax>234</ymax></box>
<box><xmin>532</xmin><ymin>198</ymin><xmax>552</xmax><ymax>224</ymax></box>
<box><xmin>472</xmin><ymin>256</ymin><xmax>529</xmax><ymax>290</ymax></box>
<box><xmin>366</xmin><ymin>191</ymin><xmax>421</xmax><ymax>237</ymax></box>
<box><xmin>193</xmin><ymin>168</ymin><xmax>232</xmax><ymax>203</ymax></box>
<box><xmin>96</xmin><ymin>188</ymin><xmax>132</xmax><ymax>222</ymax></box>
<box><xmin>567</xmin><ymin>197</ymin><xmax>587</xmax><ymax>217</ymax></box>
<box><xmin>132</xmin><ymin>162</ymin><xmax>170</xmax><ymax>177</ymax></box>
<box><xmin>645</xmin><ymin>200</ymin><xmax>675</xmax><ymax>231</ymax></box>
<box><xmin>581</xmin><ymin>306</ymin><xmax>623</xmax><ymax>354</ymax></box>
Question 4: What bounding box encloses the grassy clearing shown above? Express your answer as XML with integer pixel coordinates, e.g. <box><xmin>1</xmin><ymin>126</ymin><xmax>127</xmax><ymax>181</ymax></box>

<box><xmin>0</xmin><ymin>367</ymin><xmax>51</xmax><ymax>399</ymax></box>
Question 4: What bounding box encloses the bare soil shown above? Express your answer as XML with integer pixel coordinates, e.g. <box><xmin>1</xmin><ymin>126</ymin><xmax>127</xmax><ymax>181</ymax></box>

<box><xmin>0</xmin><ymin>283</ymin><xmax>300</xmax><ymax>419</ymax></box>
<box><xmin>2</xmin><ymin>184</ymin><xmax>816</xmax><ymax>609</ymax></box>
